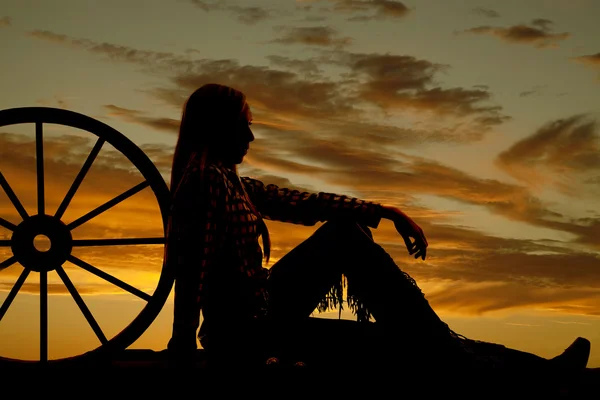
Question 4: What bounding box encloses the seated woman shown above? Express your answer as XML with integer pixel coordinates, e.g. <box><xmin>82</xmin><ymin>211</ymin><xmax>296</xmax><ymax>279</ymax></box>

<box><xmin>165</xmin><ymin>83</ymin><xmax>590</xmax><ymax>376</ymax></box>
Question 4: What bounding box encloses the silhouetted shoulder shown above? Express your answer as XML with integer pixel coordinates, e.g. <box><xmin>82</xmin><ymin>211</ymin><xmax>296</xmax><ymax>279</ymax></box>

<box><xmin>173</xmin><ymin>157</ymin><xmax>227</xmax><ymax>200</ymax></box>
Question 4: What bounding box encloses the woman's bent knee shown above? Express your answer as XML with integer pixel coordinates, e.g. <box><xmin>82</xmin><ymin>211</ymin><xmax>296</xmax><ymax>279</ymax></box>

<box><xmin>315</xmin><ymin>219</ymin><xmax>374</xmax><ymax>241</ymax></box>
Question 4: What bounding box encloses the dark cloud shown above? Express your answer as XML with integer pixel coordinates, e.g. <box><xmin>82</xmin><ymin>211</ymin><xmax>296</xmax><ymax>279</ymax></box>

<box><xmin>103</xmin><ymin>104</ymin><xmax>180</xmax><ymax>134</ymax></box>
<box><xmin>230</xmin><ymin>5</ymin><xmax>273</xmax><ymax>25</ymax></box>
<box><xmin>519</xmin><ymin>85</ymin><xmax>546</xmax><ymax>97</ymax></box>
<box><xmin>330</xmin><ymin>0</ymin><xmax>411</xmax><ymax>20</ymax></box>
<box><xmin>472</xmin><ymin>7</ymin><xmax>500</xmax><ymax>18</ymax></box>
<box><xmin>339</xmin><ymin>52</ymin><xmax>509</xmax><ymax>125</ymax></box>
<box><xmin>189</xmin><ymin>0</ymin><xmax>217</xmax><ymax>12</ymax></box>
<box><xmin>27</xmin><ymin>30</ymin><xmax>194</xmax><ymax>69</ymax></box>
<box><xmin>574</xmin><ymin>53</ymin><xmax>600</xmax><ymax>66</ymax></box>
<box><xmin>458</xmin><ymin>19</ymin><xmax>570</xmax><ymax>48</ymax></box>
<box><xmin>531</xmin><ymin>18</ymin><xmax>553</xmax><ymax>31</ymax></box>
<box><xmin>573</xmin><ymin>53</ymin><xmax>600</xmax><ymax>79</ymax></box>
<box><xmin>0</xmin><ymin>16</ymin><xmax>11</xmax><ymax>27</ymax></box>
<box><xmin>303</xmin><ymin>15</ymin><xmax>329</xmax><ymax>22</ymax></box>
<box><xmin>495</xmin><ymin>114</ymin><xmax>600</xmax><ymax>192</ymax></box>
<box><xmin>271</xmin><ymin>26</ymin><xmax>352</xmax><ymax>48</ymax></box>
<box><xmin>266</xmin><ymin>55</ymin><xmax>324</xmax><ymax>76</ymax></box>
<box><xmin>189</xmin><ymin>0</ymin><xmax>273</xmax><ymax>25</ymax></box>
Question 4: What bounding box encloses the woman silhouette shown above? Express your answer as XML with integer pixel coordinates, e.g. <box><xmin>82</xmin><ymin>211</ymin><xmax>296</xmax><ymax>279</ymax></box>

<box><xmin>165</xmin><ymin>83</ymin><xmax>589</xmax><ymax>376</ymax></box>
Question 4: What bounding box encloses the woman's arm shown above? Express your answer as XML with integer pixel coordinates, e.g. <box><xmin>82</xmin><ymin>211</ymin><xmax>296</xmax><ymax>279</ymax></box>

<box><xmin>167</xmin><ymin>163</ymin><xmax>226</xmax><ymax>352</ymax></box>
<box><xmin>240</xmin><ymin>177</ymin><xmax>383</xmax><ymax>228</ymax></box>
<box><xmin>241</xmin><ymin>177</ymin><xmax>428</xmax><ymax>259</ymax></box>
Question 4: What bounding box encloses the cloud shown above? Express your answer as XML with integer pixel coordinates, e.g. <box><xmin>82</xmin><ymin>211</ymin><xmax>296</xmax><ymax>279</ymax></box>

<box><xmin>271</xmin><ymin>26</ymin><xmax>352</xmax><ymax>48</ymax></box>
<box><xmin>189</xmin><ymin>0</ymin><xmax>273</xmax><ymax>25</ymax></box>
<box><xmin>189</xmin><ymin>0</ymin><xmax>218</xmax><ymax>12</ymax></box>
<box><xmin>495</xmin><ymin>114</ymin><xmax>600</xmax><ymax>193</ymax></box>
<box><xmin>519</xmin><ymin>85</ymin><xmax>546</xmax><ymax>97</ymax></box>
<box><xmin>574</xmin><ymin>52</ymin><xmax>600</xmax><ymax>66</ymax></box>
<box><xmin>338</xmin><ymin>52</ymin><xmax>509</xmax><ymax>126</ymax></box>
<box><xmin>0</xmin><ymin>16</ymin><xmax>11</xmax><ymax>27</ymax></box>
<box><xmin>266</xmin><ymin>55</ymin><xmax>324</xmax><ymax>76</ymax></box>
<box><xmin>425</xmin><ymin>281</ymin><xmax>600</xmax><ymax>316</ymax></box>
<box><xmin>457</xmin><ymin>19</ymin><xmax>571</xmax><ymax>48</ymax></box>
<box><xmin>230</xmin><ymin>5</ymin><xmax>273</xmax><ymax>25</ymax></box>
<box><xmin>330</xmin><ymin>0</ymin><xmax>411</xmax><ymax>20</ymax></box>
<box><xmin>103</xmin><ymin>104</ymin><xmax>180</xmax><ymax>134</ymax></box>
<box><xmin>572</xmin><ymin>53</ymin><xmax>600</xmax><ymax>80</ymax></box>
<box><xmin>472</xmin><ymin>7</ymin><xmax>500</xmax><ymax>18</ymax></box>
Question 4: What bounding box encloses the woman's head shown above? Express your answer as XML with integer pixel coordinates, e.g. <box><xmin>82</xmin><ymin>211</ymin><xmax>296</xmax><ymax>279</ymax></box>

<box><xmin>171</xmin><ymin>83</ymin><xmax>255</xmax><ymax>188</ymax></box>
<box><xmin>169</xmin><ymin>83</ymin><xmax>271</xmax><ymax>264</ymax></box>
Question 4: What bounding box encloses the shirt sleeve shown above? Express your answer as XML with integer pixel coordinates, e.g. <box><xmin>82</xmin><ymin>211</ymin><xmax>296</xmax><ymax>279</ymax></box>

<box><xmin>240</xmin><ymin>176</ymin><xmax>383</xmax><ymax>228</ymax></box>
<box><xmin>167</xmin><ymin>162</ymin><xmax>226</xmax><ymax>350</ymax></box>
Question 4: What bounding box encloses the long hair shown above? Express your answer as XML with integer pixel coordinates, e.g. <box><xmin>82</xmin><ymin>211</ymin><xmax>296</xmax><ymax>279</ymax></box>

<box><xmin>169</xmin><ymin>83</ymin><xmax>271</xmax><ymax>263</ymax></box>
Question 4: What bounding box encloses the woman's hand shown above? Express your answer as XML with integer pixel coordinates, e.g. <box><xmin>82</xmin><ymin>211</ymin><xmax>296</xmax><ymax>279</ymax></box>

<box><xmin>383</xmin><ymin>205</ymin><xmax>428</xmax><ymax>260</ymax></box>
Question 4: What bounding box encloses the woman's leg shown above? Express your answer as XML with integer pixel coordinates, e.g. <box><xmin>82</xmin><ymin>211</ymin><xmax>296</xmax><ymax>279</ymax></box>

<box><xmin>266</xmin><ymin>220</ymin><xmax>590</xmax><ymax>375</ymax></box>
<box><xmin>267</xmin><ymin>219</ymin><xmax>467</xmax><ymax>369</ymax></box>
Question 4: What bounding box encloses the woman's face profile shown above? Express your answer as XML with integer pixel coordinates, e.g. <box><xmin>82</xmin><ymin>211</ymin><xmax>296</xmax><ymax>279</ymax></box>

<box><xmin>219</xmin><ymin>102</ymin><xmax>254</xmax><ymax>165</ymax></box>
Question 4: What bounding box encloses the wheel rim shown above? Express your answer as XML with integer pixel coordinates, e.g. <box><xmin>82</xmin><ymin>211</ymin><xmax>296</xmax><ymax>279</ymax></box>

<box><xmin>0</xmin><ymin>107</ymin><xmax>174</xmax><ymax>363</ymax></box>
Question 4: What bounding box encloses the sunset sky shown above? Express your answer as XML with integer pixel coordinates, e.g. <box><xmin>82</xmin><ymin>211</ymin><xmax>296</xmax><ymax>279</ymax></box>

<box><xmin>1</xmin><ymin>0</ymin><xmax>600</xmax><ymax>367</ymax></box>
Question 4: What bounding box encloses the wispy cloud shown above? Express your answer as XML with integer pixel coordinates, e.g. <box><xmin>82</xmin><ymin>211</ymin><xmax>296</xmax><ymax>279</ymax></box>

<box><xmin>572</xmin><ymin>53</ymin><xmax>600</xmax><ymax>81</ymax></box>
<box><xmin>271</xmin><ymin>26</ymin><xmax>352</xmax><ymax>48</ymax></box>
<box><xmin>495</xmin><ymin>114</ymin><xmax>600</xmax><ymax>194</ymax></box>
<box><xmin>103</xmin><ymin>104</ymin><xmax>180</xmax><ymax>134</ymax></box>
<box><xmin>296</xmin><ymin>0</ymin><xmax>411</xmax><ymax>21</ymax></box>
<box><xmin>519</xmin><ymin>85</ymin><xmax>546</xmax><ymax>97</ymax></box>
<box><xmin>472</xmin><ymin>7</ymin><xmax>500</xmax><ymax>18</ymax></box>
<box><xmin>189</xmin><ymin>0</ymin><xmax>274</xmax><ymax>25</ymax></box>
<box><xmin>457</xmin><ymin>19</ymin><xmax>571</xmax><ymax>48</ymax></box>
<box><xmin>574</xmin><ymin>53</ymin><xmax>600</xmax><ymax>66</ymax></box>
<box><xmin>337</xmin><ymin>51</ymin><xmax>509</xmax><ymax>127</ymax></box>
<box><xmin>551</xmin><ymin>320</ymin><xmax>592</xmax><ymax>325</ymax></box>
<box><xmin>0</xmin><ymin>16</ymin><xmax>11</xmax><ymax>27</ymax></box>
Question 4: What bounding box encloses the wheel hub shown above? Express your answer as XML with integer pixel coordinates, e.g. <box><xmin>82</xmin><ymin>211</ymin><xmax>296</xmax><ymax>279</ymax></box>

<box><xmin>10</xmin><ymin>214</ymin><xmax>73</xmax><ymax>272</ymax></box>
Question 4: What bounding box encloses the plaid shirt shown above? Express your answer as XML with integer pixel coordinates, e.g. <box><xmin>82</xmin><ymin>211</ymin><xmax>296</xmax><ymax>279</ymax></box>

<box><xmin>168</xmin><ymin>154</ymin><xmax>383</xmax><ymax>345</ymax></box>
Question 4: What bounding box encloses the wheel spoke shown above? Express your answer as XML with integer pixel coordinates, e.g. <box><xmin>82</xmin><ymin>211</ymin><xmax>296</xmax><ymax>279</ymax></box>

<box><xmin>0</xmin><ymin>268</ymin><xmax>30</xmax><ymax>322</ymax></box>
<box><xmin>36</xmin><ymin>121</ymin><xmax>45</xmax><ymax>216</ymax></box>
<box><xmin>54</xmin><ymin>138</ymin><xmax>105</xmax><ymax>220</ymax></box>
<box><xmin>66</xmin><ymin>181</ymin><xmax>150</xmax><ymax>231</ymax></box>
<box><xmin>40</xmin><ymin>269</ymin><xmax>48</xmax><ymax>362</ymax></box>
<box><xmin>0</xmin><ymin>171</ymin><xmax>29</xmax><ymax>220</ymax></box>
<box><xmin>0</xmin><ymin>255</ymin><xmax>17</xmax><ymax>271</ymax></box>
<box><xmin>67</xmin><ymin>255</ymin><xmax>151</xmax><ymax>301</ymax></box>
<box><xmin>72</xmin><ymin>237</ymin><xmax>165</xmax><ymax>246</ymax></box>
<box><xmin>55</xmin><ymin>265</ymin><xmax>107</xmax><ymax>345</ymax></box>
<box><xmin>0</xmin><ymin>217</ymin><xmax>17</xmax><ymax>231</ymax></box>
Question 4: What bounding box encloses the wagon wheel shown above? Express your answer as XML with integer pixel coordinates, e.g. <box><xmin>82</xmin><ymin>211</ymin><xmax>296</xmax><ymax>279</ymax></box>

<box><xmin>0</xmin><ymin>107</ymin><xmax>174</xmax><ymax>363</ymax></box>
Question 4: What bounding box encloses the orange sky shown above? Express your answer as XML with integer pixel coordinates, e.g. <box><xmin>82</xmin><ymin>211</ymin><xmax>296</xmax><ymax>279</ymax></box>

<box><xmin>1</xmin><ymin>0</ymin><xmax>600</xmax><ymax>367</ymax></box>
